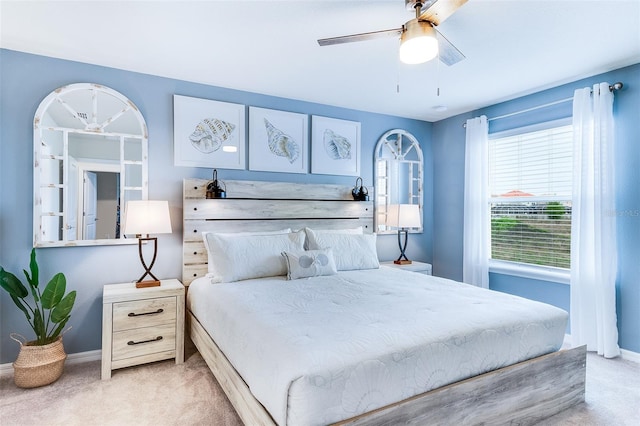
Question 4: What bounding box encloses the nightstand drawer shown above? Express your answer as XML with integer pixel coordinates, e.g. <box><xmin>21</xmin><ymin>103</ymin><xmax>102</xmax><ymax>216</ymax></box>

<box><xmin>112</xmin><ymin>323</ymin><xmax>176</xmax><ymax>361</ymax></box>
<box><xmin>113</xmin><ymin>297</ymin><xmax>176</xmax><ymax>331</ymax></box>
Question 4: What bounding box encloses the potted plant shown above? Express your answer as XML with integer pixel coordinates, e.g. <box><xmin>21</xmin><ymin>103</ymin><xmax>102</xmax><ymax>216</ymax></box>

<box><xmin>0</xmin><ymin>248</ymin><xmax>76</xmax><ymax>388</ymax></box>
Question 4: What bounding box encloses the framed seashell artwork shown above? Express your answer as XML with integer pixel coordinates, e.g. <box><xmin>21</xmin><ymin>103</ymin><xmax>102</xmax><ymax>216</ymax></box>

<box><xmin>311</xmin><ymin>115</ymin><xmax>361</xmax><ymax>176</ymax></box>
<box><xmin>173</xmin><ymin>95</ymin><xmax>246</xmax><ymax>169</ymax></box>
<box><xmin>249</xmin><ymin>107</ymin><xmax>309</xmax><ymax>174</ymax></box>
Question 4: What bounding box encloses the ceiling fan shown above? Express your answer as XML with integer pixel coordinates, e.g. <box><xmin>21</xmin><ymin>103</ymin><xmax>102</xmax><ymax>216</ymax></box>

<box><xmin>317</xmin><ymin>0</ymin><xmax>468</xmax><ymax>66</ymax></box>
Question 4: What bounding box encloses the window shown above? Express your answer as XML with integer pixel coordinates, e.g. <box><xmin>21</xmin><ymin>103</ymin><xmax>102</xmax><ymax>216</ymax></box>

<box><xmin>489</xmin><ymin>119</ymin><xmax>572</xmax><ymax>269</ymax></box>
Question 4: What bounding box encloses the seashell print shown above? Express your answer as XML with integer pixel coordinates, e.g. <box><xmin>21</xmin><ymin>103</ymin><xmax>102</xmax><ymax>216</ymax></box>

<box><xmin>413</xmin><ymin>341</ymin><xmax>457</xmax><ymax>390</ymax></box>
<box><xmin>341</xmin><ymin>360</ymin><xmax>394</xmax><ymax>414</ymax></box>
<box><xmin>298</xmin><ymin>253</ymin><xmax>330</xmax><ymax>269</ymax></box>
<box><xmin>264</xmin><ymin>118</ymin><xmax>299</xmax><ymax>163</ymax></box>
<box><xmin>189</xmin><ymin>118</ymin><xmax>236</xmax><ymax>154</ymax></box>
<box><xmin>323</xmin><ymin>129</ymin><xmax>351</xmax><ymax>160</ymax></box>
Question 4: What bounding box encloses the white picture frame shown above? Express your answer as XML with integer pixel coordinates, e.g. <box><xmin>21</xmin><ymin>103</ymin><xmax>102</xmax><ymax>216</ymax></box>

<box><xmin>173</xmin><ymin>95</ymin><xmax>246</xmax><ymax>169</ymax></box>
<box><xmin>249</xmin><ymin>107</ymin><xmax>308</xmax><ymax>174</ymax></box>
<box><xmin>311</xmin><ymin>115</ymin><xmax>361</xmax><ymax>176</ymax></box>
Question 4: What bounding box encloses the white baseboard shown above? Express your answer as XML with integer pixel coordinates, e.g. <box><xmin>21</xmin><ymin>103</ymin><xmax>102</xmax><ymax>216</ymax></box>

<box><xmin>621</xmin><ymin>348</ymin><xmax>640</xmax><ymax>363</ymax></box>
<box><xmin>564</xmin><ymin>334</ymin><xmax>639</xmax><ymax>363</ymax></box>
<box><xmin>0</xmin><ymin>349</ymin><xmax>101</xmax><ymax>378</ymax></box>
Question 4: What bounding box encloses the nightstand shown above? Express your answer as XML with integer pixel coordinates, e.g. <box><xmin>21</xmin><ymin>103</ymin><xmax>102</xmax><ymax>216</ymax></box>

<box><xmin>102</xmin><ymin>279</ymin><xmax>185</xmax><ymax>380</ymax></box>
<box><xmin>381</xmin><ymin>260</ymin><xmax>432</xmax><ymax>275</ymax></box>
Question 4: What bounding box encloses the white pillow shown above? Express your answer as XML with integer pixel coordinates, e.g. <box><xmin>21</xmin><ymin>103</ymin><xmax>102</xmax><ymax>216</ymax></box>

<box><xmin>204</xmin><ymin>230</ymin><xmax>305</xmax><ymax>282</ymax></box>
<box><xmin>202</xmin><ymin>229</ymin><xmax>291</xmax><ymax>274</ymax></box>
<box><xmin>281</xmin><ymin>249</ymin><xmax>337</xmax><ymax>280</ymax></box>
<box><xmin>303</xmin><ymin>226</ymin><xmax>363</xmax><ymax>249</ymax></box>
<box><xmin>306</xmin><ymin>230</ymin><xmax>379</xmax><ymax>271</ymax></box>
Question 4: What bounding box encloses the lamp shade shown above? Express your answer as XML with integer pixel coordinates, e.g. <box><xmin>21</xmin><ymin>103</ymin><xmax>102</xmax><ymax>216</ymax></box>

<box><xmin>386</xmin><ymin>204</ymin><xmax>421</xmax><ymax>228</ymax></box>
<box><xmin>399</xmin><ymin>19</ymin><xmax>439</xmax><ymax>65</ymax></box>
<box><xmin>123</xmin><ymin>200</ymin><xmax>172</xmax><ymax>236</ymax></box>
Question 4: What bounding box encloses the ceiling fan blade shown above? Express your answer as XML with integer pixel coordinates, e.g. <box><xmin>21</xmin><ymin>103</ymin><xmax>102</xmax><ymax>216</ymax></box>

<box><xmin>318</xmin><ymin>28</ymin><xmax>402</xmax><ymax>46</ymax></box>
<box><xmin>436</xmin><ymin>30</ymin><xmax>465</xmax><ymax>66</ymax></box>
<box><xmin>418</xmin><ymin>0</ymin><xmax>468</xmax><ymax>26</ymax></box>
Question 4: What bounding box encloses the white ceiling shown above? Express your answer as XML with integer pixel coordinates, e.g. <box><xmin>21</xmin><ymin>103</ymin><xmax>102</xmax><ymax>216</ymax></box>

<box><xmin>2</xmin><ymin>0</ymin><xmax>639</xmax><ymax>121</ymax></box>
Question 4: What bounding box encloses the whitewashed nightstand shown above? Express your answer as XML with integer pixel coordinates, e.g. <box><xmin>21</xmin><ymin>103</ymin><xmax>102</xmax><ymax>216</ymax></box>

<box><xmin>381</xmin><ymin>261</ymin><xmax>432</xmax><ymax>275</ymax></box>
<box><xmin>101</xmin><ymin>279</ymin><xmax>185</xmax><ymax>379</ymax></box>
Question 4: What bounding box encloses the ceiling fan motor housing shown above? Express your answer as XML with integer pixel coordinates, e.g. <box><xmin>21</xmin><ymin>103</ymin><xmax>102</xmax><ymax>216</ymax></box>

<box><xmin>405</xmin><ymin>0</ymin><xmax>428</xmax><ymax>12</ymax></box>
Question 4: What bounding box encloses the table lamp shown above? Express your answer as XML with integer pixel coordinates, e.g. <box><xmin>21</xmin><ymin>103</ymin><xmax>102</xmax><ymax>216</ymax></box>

<box><xmin>386</xmin><ymin>204</ymin><xmax>421</xmax><ymax>265</ymax></box>
<box><xmin>123</xmin><ymin>200</ymin><xmax>172</xmax><ymax>288</ymax></box>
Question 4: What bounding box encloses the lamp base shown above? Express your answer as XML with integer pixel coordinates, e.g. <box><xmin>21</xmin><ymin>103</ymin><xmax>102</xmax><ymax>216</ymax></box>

<box><xmin>135</xmin><ymin>237</ymin><xmax>161</xmax><ymax>289</ymax></box>
<box><xmin>136</xmin><ymin>280</ymin><xmax>161</xmax><ymax>289</ymax></box>
<box><xmin>395</xmin><ymin>229</ymin><xmax>412</xmax><ymax>265</ymax></box>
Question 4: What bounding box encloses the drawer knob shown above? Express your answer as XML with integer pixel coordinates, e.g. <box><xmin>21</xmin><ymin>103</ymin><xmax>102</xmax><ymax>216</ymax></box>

<box><xmin>127</xmin><ymin>336</ymin><xmax>163</xmax><ymax>346</ymax></box>
<box><xmin>128</xmin><ymin>308</ymin><xmax>164</xmax><ymax>317</ymax></box>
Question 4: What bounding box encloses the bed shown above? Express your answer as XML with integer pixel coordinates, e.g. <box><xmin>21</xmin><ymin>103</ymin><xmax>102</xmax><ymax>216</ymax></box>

<box><xmin>182</xmin><ymin>178</ymin><xmax>586</xmax><ymax>426</ymax></box>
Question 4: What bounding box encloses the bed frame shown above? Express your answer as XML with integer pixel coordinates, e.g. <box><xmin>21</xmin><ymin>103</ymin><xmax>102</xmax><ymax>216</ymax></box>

<box><xmin>183</xmin><ymin>178</ymin><xmax>586</xmax><ymax>426</ymax></box>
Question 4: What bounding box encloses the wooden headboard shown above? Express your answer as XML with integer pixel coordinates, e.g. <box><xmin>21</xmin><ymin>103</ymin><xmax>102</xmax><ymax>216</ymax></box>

<box><xmin>182</xmin><ymin>178</ymin><xmax>373</xmax><ymax>285</ymax></box>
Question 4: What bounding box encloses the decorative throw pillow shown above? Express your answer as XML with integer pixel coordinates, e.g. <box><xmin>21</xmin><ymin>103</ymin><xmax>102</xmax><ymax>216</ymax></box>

<box><xmin>306</xmin><ymin>231</ymin><xmax>380</xmax><ymax>271</ymax></box>
<box><xmin>281</xmin><ymin>249</ymin><xmax>337</xmax><ymax>280</ymax></box>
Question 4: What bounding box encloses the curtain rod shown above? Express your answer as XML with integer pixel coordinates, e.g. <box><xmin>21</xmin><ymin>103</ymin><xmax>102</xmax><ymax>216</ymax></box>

<box><xmin>463</xmin><ymin>82</ymin><xmax>623</xmax><ymax>127</ymax></box>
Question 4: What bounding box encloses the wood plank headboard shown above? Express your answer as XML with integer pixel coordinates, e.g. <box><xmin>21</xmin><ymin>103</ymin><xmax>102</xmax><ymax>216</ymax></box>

<box><xmin>182</xmin><ymin>178</ymin><xmax>374</xmax><ymax>285</ymax></box>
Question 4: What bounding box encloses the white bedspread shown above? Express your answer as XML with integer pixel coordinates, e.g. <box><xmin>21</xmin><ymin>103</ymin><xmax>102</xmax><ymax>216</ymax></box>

<box><xmin>188</xmin><ymin>267</ymin><xmax>568</xmax><ymax>426</ymax></box>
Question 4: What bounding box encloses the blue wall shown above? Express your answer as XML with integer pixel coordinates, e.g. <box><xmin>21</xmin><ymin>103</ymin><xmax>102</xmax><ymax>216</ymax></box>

<box><xmin>0</xmin><ymin>49</ymin><xmax>433</xmax><ymax>363</ymax></box>
<box><xmin>1</xmin><ymin>48</ymin><xmax>637</xmax><ymax>363</ymax></box>
<box><xmin>433</xmin><ymin>63</ymin><xmax>640</xmax><ymax>353</ymax></box>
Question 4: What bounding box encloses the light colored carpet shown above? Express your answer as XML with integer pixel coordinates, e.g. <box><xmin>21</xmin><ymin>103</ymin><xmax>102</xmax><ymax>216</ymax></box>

<box><xmin>0</xmin><ymin>343</ymin><xmax>242</xmax><ymax>426</ymax></box>
<box><xmin>1</xmin><ymin>345</ymin><xmax>638</xmax><ymax>426</ymax></box>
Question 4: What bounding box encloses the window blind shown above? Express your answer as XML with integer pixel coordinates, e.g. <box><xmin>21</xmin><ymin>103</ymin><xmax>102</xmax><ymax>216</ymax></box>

<box><xmin>489</xmin><ymin>124</ymin><xmax>573</xmax><ymax>269</ymax></box>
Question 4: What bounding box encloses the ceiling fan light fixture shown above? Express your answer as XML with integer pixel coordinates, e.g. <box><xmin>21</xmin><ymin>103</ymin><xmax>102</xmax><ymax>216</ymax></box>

<box><xmin>399</xmin><ymin>19</ymin><xmax>438</xmax><ymax>65</ymax></box>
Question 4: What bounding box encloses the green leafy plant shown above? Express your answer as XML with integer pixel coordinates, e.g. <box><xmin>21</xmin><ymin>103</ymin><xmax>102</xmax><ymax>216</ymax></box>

<box><xmin>0</xmin><ymin>249</ymin><xmax>76</xmax><ymax>345</ymax></box>
<box><xmin>545</xmin><ymin>201</ymin><xmax>566</xmax><ymax>220</ymax></box>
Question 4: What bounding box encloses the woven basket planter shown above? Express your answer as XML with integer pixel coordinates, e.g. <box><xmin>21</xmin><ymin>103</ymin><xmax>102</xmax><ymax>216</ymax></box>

<box><xmin>11</xmin><ymin>334</ymin><xmax>67</xmax><ymax>388</ymax></box>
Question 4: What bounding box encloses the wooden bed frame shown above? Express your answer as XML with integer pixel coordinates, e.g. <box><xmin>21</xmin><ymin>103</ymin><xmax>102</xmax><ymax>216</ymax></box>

<box><xmin>183</xmin><ymin>178</ymin><xmax>586</xmax><ymax>426</ymax></box>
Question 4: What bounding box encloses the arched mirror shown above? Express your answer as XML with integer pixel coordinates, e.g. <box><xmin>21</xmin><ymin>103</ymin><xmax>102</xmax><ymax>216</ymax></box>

<box><xmin>33</xmin><ymin>83</ymin><xmax>148</xmax><ymax>247</ymax></box>
<box><xmin>374</xmin><ymin>129</ymin><xmax>423</xmax><ymax>234</ymax></box>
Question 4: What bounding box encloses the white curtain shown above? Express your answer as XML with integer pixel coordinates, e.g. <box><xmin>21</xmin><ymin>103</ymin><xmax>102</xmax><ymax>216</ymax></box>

<box><xmin>463</xmin><ymin>116</ymin><xmax>489</xmax><ymax>288</ymax></box>
<box><xmin>570</xmin><ymin>82</ymin><xmax>620</xmax><ymax>358</ymax></box>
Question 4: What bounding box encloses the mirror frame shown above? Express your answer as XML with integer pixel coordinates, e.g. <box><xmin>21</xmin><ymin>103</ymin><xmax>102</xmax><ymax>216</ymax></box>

<box><xmin>33</xmin><ymin>83</ymin><xmax>148</xmax><ymax>247</ymax></box>
<box><xmin>374</xmin><ymin>129</ymin><xmax>424</xmax><ymax>234</ymax></box>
